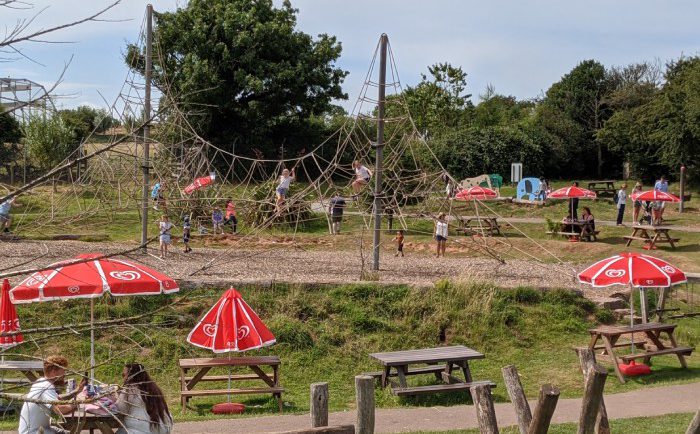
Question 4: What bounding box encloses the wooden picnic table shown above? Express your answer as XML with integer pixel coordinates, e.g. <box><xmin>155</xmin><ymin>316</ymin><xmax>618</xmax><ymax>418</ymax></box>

<box><xmin>60</xmin><ymin>409</ymin><xmax>121</xmax><ymax>434</ymax></box>
<box><xmin>456</xmin><ymin>216</ymin><xmax>501</xmax><ymax>236</ymax></box>
<box><xmin>546</xmin><ymin>220</ymin><xmax>599</xmax><ymax>242</ymax></box>
<box><xmin>588</xmin><ymin>322</ymin><xmax>693</xmax><ymax>383</ymax></box>
<box><xmin>179</xmin><ymin>356</ymin><xmax>283</xmax><ymax>412</ymax></box>
<box><xmin>368</xmin><ymin>345</ymin><xmax>494</xmax><ymax>396</ymax></box>
<box><xmin>0</xmin><ymin>360</ymin><xmax>44</xmax><ymax>385</ymax></box>
<box><xmin>624</xmin><ymin>225</ymin><xmax>679</xmax><ymax>249</ymax></box>
<box><xmin>587</xmin><ymin>180</ymin><xmax>616</xmax><ymax>196</ymax></box>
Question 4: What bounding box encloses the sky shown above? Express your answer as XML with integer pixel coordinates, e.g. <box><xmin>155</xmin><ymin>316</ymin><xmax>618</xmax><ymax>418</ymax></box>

<box><xmin>2</xmin><ymin>0</ymin><xmax>699</xmax><ymax>112</ymax></box>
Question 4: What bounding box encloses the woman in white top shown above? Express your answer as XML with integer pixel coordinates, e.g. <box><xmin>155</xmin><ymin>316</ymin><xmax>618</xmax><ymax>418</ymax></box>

<box><xmin>115</xmin><ymin>363</ymin><xmax>172</xmax><ymax>434</ymax></box>
<box><xmin>351</xmin><ymin>160</ymin><xmax>372</xmax><ymax>195</ymax></box>
<box><xmin>434</xmin><ymin>213</ymin><xmax>448</xmax><ymax>258</ymax></box>
<box><xmin>157</xmin><ymin>215</ymin><xmax>174</xmax><ymax>259</ymax></box>
<box><xmin>275</xmin><ymin>168</ymin><xmax>295</xmax><ymax>214</ymax></box>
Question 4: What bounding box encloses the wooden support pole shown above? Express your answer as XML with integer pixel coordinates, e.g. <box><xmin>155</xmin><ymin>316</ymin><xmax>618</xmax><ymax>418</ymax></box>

<box><xmin>527</xmin><ymin>384</ymin><xmax>560</xmax><ymax>434</ymax></box>
<box><xmin>311</xmin><ymin>382</ymin><xmax>329</xmax><ymax>428</ymax></box>
<box><xmin>655</xmin><ymin>287</ymin><xmax>669</xmax><ymax>323</ymax></box>
<box><xmin>687</xmin><ymin>407</ymin><xmax>700</xmax><ymax>434</ymax></box>
<box><xmin>355</xmin><ymin>375</ymin><xmax>375</xmax><ymax>434</ymax></box>
<box><xmin>501</xmin><ymin>365</ymin><xmax>532</xmax><ymax>434</ymax></box>
<box><xmin>578</xmin><ymin>364</ymin><xmax>608</xmax><ymax>434</ymax></box>
<box><xmin>575</xmin><ymin>347</ymin><xmax>610</xmax><ymax>434</ymax></box>
<box><xmin>471</xmin><ymin>383</ymin><xmax>499</xmax><ymax>434</ymax></box>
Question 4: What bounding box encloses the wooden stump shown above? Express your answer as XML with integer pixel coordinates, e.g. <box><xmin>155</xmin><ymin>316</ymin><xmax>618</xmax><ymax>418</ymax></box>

<box><xmin>355</xmin><ymin>375</ymin><xmax>375</xmax><ymax>434</ymax></box>
<box><xmin>576</xmin><ymin>347</ymin><xmax>610</xmax><ymax>434</ymax></box>
<box><xmin>687</xmin><ymin>406</ymin><xmax>700</xmax><ymax>434</ymax></box>
<box><xmin>471</xmin><ymin>383</ymin><xmax>499</xmax><ymax>434</ymax></box>
<box><xmin>578</xmin><ymin>364</ymin><xmax>608</xmax><ymax>434</ymax></box>
<box><xmin>502</xmin><ymin>365</ymin><xmax>532</xmax><ymax>434</ymax></box>
<box><xmin>527</xmin><ymin>384</ymin><xmax>560</xmax><ymax>434</ymax></box>
<box><xmin>311</xmin><ymin>382</ymin><xmax>329</xmax><ymax>428</ymax></box>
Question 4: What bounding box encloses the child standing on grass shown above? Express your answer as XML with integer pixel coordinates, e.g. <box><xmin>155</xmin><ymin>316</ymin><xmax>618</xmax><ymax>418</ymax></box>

<box><xmin>434</xmin><ymin>213</ymin><xmax>448</xmax><ymax>258</ymax></box>
<box><xmin>157</xmin><ymin>215</ymin><xmax>174</xmax><ymax>259</ymax></box>
<box><xmin>212</xmin><ymin>207</ymin><xmax>224</xmax><ymax>234</ymax></box>
<box><xmin>392</xmin><ymin>230</ymin><xmax>405</xmax><ymax>257</ymax></box>
<box><xmin>182</xmin><ymin>215</ymin><xmax>192</xmax><ymax>253</ymax></box>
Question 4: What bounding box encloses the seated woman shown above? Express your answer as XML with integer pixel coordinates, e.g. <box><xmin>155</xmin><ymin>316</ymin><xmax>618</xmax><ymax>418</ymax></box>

<box><xmin>115</xmin><ymin>363</ymin><xmax>172</xmax><ymax>434</ymax></box>
<box><xmin>580</xmin><ymin>207</ymin><xmax>596</xmax><ymax>240</ymax></box>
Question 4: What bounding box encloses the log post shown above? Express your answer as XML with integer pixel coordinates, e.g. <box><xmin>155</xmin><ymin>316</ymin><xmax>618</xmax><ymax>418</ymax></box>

<box><xmin>502</xmin><ymin>365</ymin><xmax>532</xmax><ymax>434</ymax></box>
<box><xmin>471</xmin><ymin>383</ymin><xmax>499</xmax><ymax>434</ymax></box>
<box><xmin>687</xmin><ymin>406</ymin><xmax>700</xmax><ymax>434</ymax></box>
<box><xmin>576</xmin><ymin>348</ymin><xmax>610</xmax><ymax>434</ymax></box>
<box><xmin>311</xmin><ymin>382</ymin><xmax>329</xmax><ymax>427</ymax></box>
<box><xmin>527</xmin><ymin>384</ymin><xmax>560</xmax><ymax>434</ymax></box>
<box><xmin>355</xmin><ymin>375</ymin><xmax>375</xmax><ymax>434</ymax></box>
<box><xmin>578</xmin><ymin>364</ymin><xmax>608</xmax><ymax>434</ymax></box>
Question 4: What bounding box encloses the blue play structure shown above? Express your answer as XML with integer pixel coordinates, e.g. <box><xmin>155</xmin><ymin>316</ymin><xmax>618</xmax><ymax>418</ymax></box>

<box><xmin>516</xmin><ymin>177</ymin><xmax>541</xmax><ymax>201</ymax></box>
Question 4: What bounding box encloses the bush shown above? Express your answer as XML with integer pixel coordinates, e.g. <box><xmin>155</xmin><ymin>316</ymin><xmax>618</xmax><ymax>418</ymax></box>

<box><xmin>268</xmin><ymin>316</ymin><xmax>314</xmax><ymax>350</ymax></box>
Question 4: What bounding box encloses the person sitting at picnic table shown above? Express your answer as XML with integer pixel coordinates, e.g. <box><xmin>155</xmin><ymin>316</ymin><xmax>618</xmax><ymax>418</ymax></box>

<box><xmin>654</xmin><ymin>175</ymin><xmax>669</xmax><ymax>224</ymax></box>
<box><xmin>19</xmin><ymin>355</ymin><xmax>86</xmax><ymax>434</ymax></box>
<box><xmin>434</xmin><ymin>213</ymin><xmax>448</xmax><ymax>258</ymax></box>
<box><xmin>114</xmin><ymin>363</ymin><xmax>172</xmax><ymax>434</ymax></box>
<box><xmin>351</xmin><ymin>160</ymin><xmax>372</xmax><ymax>196</ymax></box>
<box><xmin>0</xmin><ymin>196</ymin><xmax>16</xmax><ymax>233</ymax></box>
<box><xmin>224</xmin><ymin>199</ymin><xmax>237</xmax><ymax>233</ymax></box>
<box><xmin>632</xmin><ymin>182</ymin><xmax>644</xmax><ymax>225</ymax></box>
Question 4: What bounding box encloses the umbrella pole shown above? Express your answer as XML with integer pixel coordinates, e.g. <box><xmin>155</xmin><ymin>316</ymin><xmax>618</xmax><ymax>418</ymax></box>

<box><xmin>227</xmin><ymin>352</ymin><xmax>232</xmax><ymax>404</ymax></box>
<box><xmin>473</xmin><ymin>199</ymin><xmax>484</xmax><ymax>236</ymax></box>
<box><xmin>629</xmin><ymin>284</ymin><xmax>635</xmax><ymax>354</ymax></box>
<box><xmin>90</xmin><ymin>298</ymin><xmax>95</xmax><ymax>383</ymax></box>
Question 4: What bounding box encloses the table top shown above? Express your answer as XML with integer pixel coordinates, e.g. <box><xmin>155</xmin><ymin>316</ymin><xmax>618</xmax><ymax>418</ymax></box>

<box><xmin>179</xmin><ymin>356</ymin><xmax>281</xmax><ymax>368</ymax></box>
<box><xmin>588</xmin><ymin>181</ymin><xmax>616</xmax><ymax>186</ymax></box>
<box><xmin>370</xmin><ymin>345</ymin><xmax>485</xmax><ymax>366</ymax></box>
<box><xmin>0</xmin><ymin>360</ymin><xmax>44</xmax><ymax>371</ymax></box>
<box><xmin>590</xmin><ymin>322</ymin><xmax>676</xmax><ymax>336</ymax></box>
<box><xmin>633</xmin><ymin>225</ymin><xmax>672</xmax><ymax>231</ymax></box>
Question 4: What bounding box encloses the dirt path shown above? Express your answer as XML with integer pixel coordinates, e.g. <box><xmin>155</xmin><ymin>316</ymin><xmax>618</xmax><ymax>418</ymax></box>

<box><xmin>171</xmin><ymin>381</ymin><xmax>700</xmax><ymax>433</ymax></box>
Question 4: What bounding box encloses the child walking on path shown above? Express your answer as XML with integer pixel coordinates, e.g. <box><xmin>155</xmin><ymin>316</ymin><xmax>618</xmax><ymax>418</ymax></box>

<box><xmin>212</xmin><ymin>208</ymin><xmax>224</xmax><ymax>234</ymax></box>
<box><xmin>182</xmin><ymin>215</ymin><xmax>192</xmax><ymax>253</ymax></box>
<box><xmin>158</xmin><ymin>215</ymin><xmax>174</xmax><ymax>259</ymax></box>
<box><xmin>276</xmin><ymin>168</ymin><xmax>295</xmax><ymax>214</ymax></box>
<box><xmin>435</xmin><ymin>213</ymin><xmax>448</xmax><ymax>258</ymax></box>
<box><xmin>392</xmin><ymin>230</ymin><xmax>405</xmax><ymax>257</ymax></box>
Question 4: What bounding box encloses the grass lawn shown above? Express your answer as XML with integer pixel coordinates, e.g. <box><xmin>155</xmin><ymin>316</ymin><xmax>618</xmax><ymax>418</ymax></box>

<box><xmin>415</xmin><ymin>412</ymin><xmax>696</xmax><ymax>434</ymax></box>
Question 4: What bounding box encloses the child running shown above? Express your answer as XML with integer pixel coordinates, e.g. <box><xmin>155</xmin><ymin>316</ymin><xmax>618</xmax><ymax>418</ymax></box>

<box><xmin>275</xmin><ymin>168</ymin><xmax>295</xmax><ymax>214</ymax></box>
<box><xmin>392</xmin><ymin>230</ymin><xmax>405</xmax><ymax>257</ymax></box>
<box><xmin>434</xmin><ymin>213</ymin><xmax>448</xmax><ymax>258</ymax></box>
<box><xmin>212</xmin><ymin>207</ymin><xmax>224</xmax><ymax>234</ymax></box>
<box><xmin>157</xmin><ymin>215</ymin><xmax>174</xmax><ymax>259</ymax></box>
<box><xmin>182</xmin><ymin>215</ymin><xmax>192</xmax><ymax>253</ymax></box>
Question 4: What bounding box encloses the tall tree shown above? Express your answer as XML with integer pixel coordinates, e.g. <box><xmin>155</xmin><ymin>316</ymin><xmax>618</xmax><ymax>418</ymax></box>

<box><xmin>126</xmin><ymin>0</ymin><xmax>347</xmax><ymax>159</ymax></box>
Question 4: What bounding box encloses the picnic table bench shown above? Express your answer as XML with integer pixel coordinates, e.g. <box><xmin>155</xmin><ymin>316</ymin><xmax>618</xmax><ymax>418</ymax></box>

<box><xmin>587</xmin><ymin>181</ymin><xmax>616</xmax><ymax>196</ymax></box>
<box><xmin>0</xmin><ymin>360</ymin><xmax>44</xmax><ymax>385</ymax></box>
<box><xmin>368</xmin><ymin>345</ymin><xmax>494</xmax><ymax>396</ymax></box>
<box><xmin>179</xmin><ymin>356</ymin><xmax>283</xmax><ymax>412</ymax></box>
<box><xmin>624</xmin><ymin>225</ymin><xmax>679</xmax><ymax>250</ymax></box>
<box><xmin>588</xmin><ymin>322</ymin><xmax>693</xmax><ymax>383</ymax></box>
<box><xmin>456</xmin><ymin>217</ymin><xmax>502</xmax><ymax>236</ymax></box>
<box><xmin>546</xmin><ymin>221</ymin><xmax>599</xmax><ymax>242</ymax></box>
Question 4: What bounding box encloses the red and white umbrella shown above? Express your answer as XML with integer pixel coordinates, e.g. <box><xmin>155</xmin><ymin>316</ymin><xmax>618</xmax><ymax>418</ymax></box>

<box><xmin>10</xmin><ymin>254</ymin><xmax>179</xmax><ymax>379</ymax></box>
<box><xmin>548</xmin><ymin>186</ymin><xmax>597</xmax><ymax>199</ymax></box>
<box><xmin>188</xmin><ymin>288</ymin><xmax>275</xmax><ymax>353</ymax></box>
<box><xmin>0</xmin><ymin>279</ymin><xmax>23</xmax><ymax>349</ymax></box>
<box><xmin>578</xmin><ymin>252</ymin><xmax>687</xmax><ymax>288</ymax></box>
<box><xmin>630</xmin><ymin>190</ymin><xmax>680</xmax><ymax>203</ymax></box>
<box><xmin>455</xmin><ymin>186</ymin><xmax>498</xmax><ymax>201</ymax></box>
<box><xmin>184</xmin><ymin>172</ymin><xmax>216</xmax><ymax>195</ymax></box>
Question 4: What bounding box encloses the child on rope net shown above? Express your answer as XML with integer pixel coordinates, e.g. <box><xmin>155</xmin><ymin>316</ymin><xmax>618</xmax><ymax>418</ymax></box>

<box><xmin>351</xmin><ymin>160</ymin><xmax>372</xmax><ymax>196</ymax></box>
<box><xmin>158</xmin><ymin>215</ymin><xmax>174</xmax><ymax>259</ymax></box>
<box><xmin>275</xmin><ymin>168</ymin><xmax>295</xmax><ymax>214</ymax></box>
<box><xmin>392</xmin><ymin>229</ymin><xmax>405</xmax><ymax>257</ymax></box>
<box><xmin>434</xmin><ymin>213</ymin><xmax>448</xmax><ymax>258</ymax></box>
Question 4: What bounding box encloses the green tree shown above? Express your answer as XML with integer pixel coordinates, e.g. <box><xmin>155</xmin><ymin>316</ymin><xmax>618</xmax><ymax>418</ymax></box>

<box><xmin>0</xmin><ymin>112</ymin><xmax>22</xmax><ymax>170</ymax></box>
<box><xmin>21</xmin><ymin>115</ymin><xmax>76</xmax><ymax>171</ymax></box>
<box><xmin>473</xmin><ymin>84</ymin><xmax>535</xmax><ymax>128</ymax></box>
<box><xmin>125</xmin><ymin>0</ymin><xmax>347</xmax><ymax>160</ymax></box>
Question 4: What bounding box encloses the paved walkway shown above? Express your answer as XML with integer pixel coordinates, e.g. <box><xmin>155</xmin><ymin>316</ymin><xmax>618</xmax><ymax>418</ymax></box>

<box><xmin>173</xmin><ymin>381</ymin><xmax>700</xmax><ymax>433</ymax></box>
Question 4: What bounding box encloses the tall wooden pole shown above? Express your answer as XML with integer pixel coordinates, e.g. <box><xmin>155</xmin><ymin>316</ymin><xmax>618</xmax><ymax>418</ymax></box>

<box><xmin>679</xmin><ymin>165</ymin><xmax>686</xmax><ymax>213</ymax></box>
<box><xmin>372</xmin><ymin>34</ymin><xmax>388</xmax><ymax>271</ymax></box>
<box><xmin>141</xmin><ymin>4</ymin><xmax>153</xmax><ymax>253</ymax></box>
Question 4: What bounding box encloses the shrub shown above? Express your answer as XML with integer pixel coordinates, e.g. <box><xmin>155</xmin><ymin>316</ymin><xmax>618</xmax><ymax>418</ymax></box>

<box><xmin>268</xmin><ymin>316</ymin><xmax>314</xmax><ymax>350</ymax></box>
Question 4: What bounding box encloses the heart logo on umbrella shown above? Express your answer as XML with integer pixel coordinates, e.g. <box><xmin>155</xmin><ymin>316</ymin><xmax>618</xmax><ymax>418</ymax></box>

<box><xmin>109</xmin><ymin>271</ymin><xmax>141</xmax><ymax>281</ymax></box>
<box><xmin>25</xmin><ymin>276</ymin><xmax>48</xmax><ymax>287</ymax></box>
<box><xmin>604</xmin><ymin>269</ymin><xmax>626</xmax><ymax>278</ymax></box>
<box><xmin>661</xmin><ymin>265</ymin><xmax>676</xmax><ymax>274</ymax></box>
<box><xmin>67</xmin><ymin>286</ymin><xmax>80</xmax><ymax>294</ymax></box>
<box><xmin>237</xmin><ymin>326</ymin><xmax>250</xmax><ymax>340</ymax></box>
<box><xmin>203</xmin><ymin>324</ymin><xmax>217</xmax><ymax>337</ymax></box>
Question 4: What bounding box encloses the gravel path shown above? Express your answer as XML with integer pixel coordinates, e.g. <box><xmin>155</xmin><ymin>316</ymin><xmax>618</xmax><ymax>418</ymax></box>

<box><xmin>0</xmin><ymin>238</ymin><xmax>612</xmax><ymax>297</ymax></box>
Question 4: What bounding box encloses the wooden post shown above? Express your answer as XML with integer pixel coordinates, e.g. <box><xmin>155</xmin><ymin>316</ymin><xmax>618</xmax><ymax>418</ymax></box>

<box><xmin>501</xmin><ymin>365</ymin><xmax>532</xmax><ymax>434</ymax></box>
<box><xmin>576</xmin><ymin>348</ymin><xmax>610</xmax><ymax>434</ymax></box>
<box><xmin>355</xmin><ymin>375</ymin><xmax>375</xmax><ymax>434</ymax></box>
<box><xmin>655</xmin><ymin>287</ymin><xmax>669</xmax><ymax>323</ymax></box>
<box><xmin>578</xmin><ymin>364</ymin><xmax>608</xmax><ymax>434</ymax></box>
<box><xmin>679</xmin><ymin>165</ymin><xmax>686</xmax><ymax>213</ymax></box>
<box><xmin>527</xmin><ymin>384</ymin><xmax>560</xmax><ymax>434</ymax></box>
<box><xmin>471</xmin><ymin>383</ymin><xmax>499</xmax><ymax>434</ymax></box>
<box><xmin>311</xmin><ymin>382</ymin><xmax>329</xmax><ymax>428</ymax></box>
<box><xmin>686</xmin><ymin>406</ymin><xmax>700</xmax><ymax>434</ymax></box>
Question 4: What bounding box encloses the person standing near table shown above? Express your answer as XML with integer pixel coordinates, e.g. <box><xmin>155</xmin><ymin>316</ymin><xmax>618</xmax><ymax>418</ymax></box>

<box><xmin>569</xmin><ymin>181</ymin><xmax>579</xmax><ymax>220</ymax></box>
<box><xmin>654</xmin><ymin>175</ymin><xmax>669</xmax><ymax>223</ymax></box>
<box><xmin>18</xmin><ymin>355</ymin><xmax>85</xmax><ymax>434</ymax></box>
<box><xmin>632</xmin><ymin>182</ymin><xmax>644</xmax><ymax>225</ymax></box>
<box><xmin>616</xmin><ymin>184</ymin><xmax>627</xmax><ymax>226</ymax></box>
<box><xmin>328</xmin><ymin>192</ymin><xmax>346</xmax><ymax>235</ymax></box>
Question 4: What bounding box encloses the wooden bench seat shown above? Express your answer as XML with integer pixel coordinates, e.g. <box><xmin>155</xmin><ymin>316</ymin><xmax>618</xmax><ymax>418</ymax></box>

<box><xmin>546</xmin><ymin>231</ymin><xmax>580</xmax><ymax>236</ymax></box>
<box><xmin>619</xmin><ymin>347</ymin><xmax>693</xmax><ymax>363</ymax></box>
<box><xmin>592</xmin><ymin>340</ymin><xmax>646</xmax><ymax>351</ymax></box>
<box><xmin>179</xmin><ymin>357</ymin><xmax>280</xmax><ymax>369</ymax></box>
<box><xmin>392</xmin><ymin>380</ymin><xmax>495</xmax><ymax>396</ymax></box>
<box><xmin>181</xmin><ymin>386</ymin><xmax>284</xmax><ymax>397</ymax></box>
<box><xmin>364</xmin><ymin>365</ymin><xmax>445</xmax><ymax>379</ymax></box>
<box><xmin>184</xmin><ymin>374</ymin><xmax>272</xmax><ymax>382</ymax></box>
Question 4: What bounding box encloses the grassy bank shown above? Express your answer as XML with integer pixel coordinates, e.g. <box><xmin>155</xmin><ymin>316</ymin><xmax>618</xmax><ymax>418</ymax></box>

<box><xmin>1</xmin><ymin>281</ymin><xmax>698</xmax><ymax>429</ymax></box>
